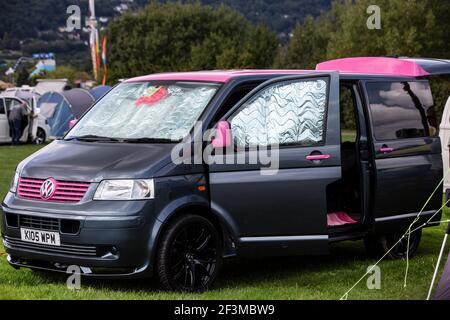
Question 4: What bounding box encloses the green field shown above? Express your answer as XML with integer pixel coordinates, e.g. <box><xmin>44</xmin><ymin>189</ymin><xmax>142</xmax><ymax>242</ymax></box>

<box><xmin>0</xmin><ymin>143</ymin><xmax>448</xmax><ymax>300</ymax></box>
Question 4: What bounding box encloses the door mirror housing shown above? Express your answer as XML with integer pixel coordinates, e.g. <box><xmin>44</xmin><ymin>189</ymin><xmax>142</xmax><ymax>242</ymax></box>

<box><xmin>69</xmin><ymin>119</ymin><xmax>78</xmax><ymax>129</ymax></box>
<box><xmin>212</xmin><ymin>121</ymin><xmax>231</xmax><ymax>148</ymax></box>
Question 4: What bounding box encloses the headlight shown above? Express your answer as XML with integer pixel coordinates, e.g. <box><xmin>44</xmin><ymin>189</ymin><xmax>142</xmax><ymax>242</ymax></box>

<box><xmin>93</xmin><ymin>179</ymin><xmax>154</xmax><ymax>200</ymax></box>
<box><xmin>10</xmin><ymin>171</ymin><xmax>20</xmax><ymax>193</ymax></box>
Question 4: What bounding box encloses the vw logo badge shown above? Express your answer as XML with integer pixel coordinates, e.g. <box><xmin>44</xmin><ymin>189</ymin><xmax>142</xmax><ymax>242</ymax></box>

<box><xmin>40</xmin><ymin>178</ymin><xmax>56</xmax><ymax>200</ymax></box>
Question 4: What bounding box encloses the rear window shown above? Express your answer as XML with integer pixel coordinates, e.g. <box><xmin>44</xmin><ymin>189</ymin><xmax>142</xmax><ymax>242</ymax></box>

<box><xmin>366</xmin><ymin>81</ymin><xmax>436</xmax><ymax>140</ymax></box>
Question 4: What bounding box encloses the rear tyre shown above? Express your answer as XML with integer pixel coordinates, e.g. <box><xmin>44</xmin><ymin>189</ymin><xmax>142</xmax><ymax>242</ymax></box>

<box><xmin>364</xmin><ymin>228</ymin><xmax>422</xmax><ymax>260</ymax></box>
<box><xmin>156</xmin><ymin>214</ymin><xmax>222</xmax><ymax>292</ymax></box>
<box><xmin>35</xmin><ymin>128</ymin><xmax>46</xmax><ymax>145</ymax></box>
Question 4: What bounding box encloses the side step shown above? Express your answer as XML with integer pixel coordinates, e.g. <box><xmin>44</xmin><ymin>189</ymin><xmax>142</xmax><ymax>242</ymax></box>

<box><xmin>329</xmin><ymin>231</ymin><xmax>368</xmax><ymax>243</ymax></box>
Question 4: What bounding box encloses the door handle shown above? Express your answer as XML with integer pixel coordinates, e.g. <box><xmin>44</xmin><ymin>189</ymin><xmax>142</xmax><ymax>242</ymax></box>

<box><xmin>306</xmin><ymin>154</ymin><xmax>331</xmax><ymax>161</ymax></box>
<box><xmin>380</xmin><ymin>146</ymin><xmax>394</xmax><ymax>154</ymax></box>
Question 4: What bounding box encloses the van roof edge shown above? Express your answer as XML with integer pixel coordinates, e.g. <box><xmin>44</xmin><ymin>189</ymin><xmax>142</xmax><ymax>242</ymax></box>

<box><xmin>316</xmin><ymin>57</ymin><xmax>430</xmax><ymax>77</ymax></box>
<box><xmin>317</xmin><ymin>56</ymin><xmax>450</xmax><ymax>77</ymax></box>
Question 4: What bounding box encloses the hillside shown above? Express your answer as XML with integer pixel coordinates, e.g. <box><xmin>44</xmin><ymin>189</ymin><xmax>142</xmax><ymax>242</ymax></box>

<box><xmin>0</xmin><ymin>0</ymin><xmax>331</xmax><ymax>72</ymax></box>
<box><xmin>0</xmin><ymin>0</ymin><xmax>331</xmax><ymax>43</ymax></box>
<box><xmin>161</xmin><ymin>0</ymin><xmax>332</xmax><ymax>37</ymax></box>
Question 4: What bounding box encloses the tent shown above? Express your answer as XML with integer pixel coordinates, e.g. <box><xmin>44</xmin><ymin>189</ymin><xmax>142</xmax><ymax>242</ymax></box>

<box><xmin>430</xmin><ymin>222</ymin><xmax>450</xmax><ymax>300</ymax></box>
<box><xmin>90</xmin><ymin>85</ymin><xmax>111</xmax><ymax>100</ymax></box>
<box><xmin>38</xmin><ymin>88</ymin><xmax>95</xmax><ymax>138</ymax></box>
<box><xmin>434</xmin><ymin>252</ymin><xmax>450</xmax><ymax>300</ymax></box>
<box><xmin>426</xmin><ymin>222</ymin><xmax>450</xmax><ymax>300</ymax></box>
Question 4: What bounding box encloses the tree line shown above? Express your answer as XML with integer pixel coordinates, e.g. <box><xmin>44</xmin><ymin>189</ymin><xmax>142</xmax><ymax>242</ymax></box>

<box><xmin>107</xmin><ymin>1</ymin><xmax>450</xmax><ymax>126</ymax></box>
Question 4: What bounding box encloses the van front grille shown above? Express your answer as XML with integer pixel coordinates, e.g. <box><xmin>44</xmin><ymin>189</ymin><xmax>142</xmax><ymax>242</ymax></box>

<box><xmin>18</xmin><ymin>177</ymin><xmax>90</xmax><ymax>203</ymax></box>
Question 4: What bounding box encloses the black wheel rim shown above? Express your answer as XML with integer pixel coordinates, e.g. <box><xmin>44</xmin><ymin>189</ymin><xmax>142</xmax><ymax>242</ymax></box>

<box><xmin>36</xmin><ymin>129</ymin><xmax>45</xmax><ymax>144</ymax></box>
<box><xmin>169</xmin><ymin>222</ymin><xmax>218</xmax><ymax>291</ymax></box>
<box><xmin>388</xmin><ymin>232</ymin><xmax>420</xmax><ymax>259</ymax></box>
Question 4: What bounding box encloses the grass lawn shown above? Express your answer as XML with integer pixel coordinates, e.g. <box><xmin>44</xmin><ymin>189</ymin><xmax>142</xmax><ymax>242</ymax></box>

<box><xmin>0</xmin><ymin>143</ymin><xmax>449</xmax><ymax>300</ymax></box>
<box><xmin>342</xmin><ymin>130</ymin><xmax>357</xmax><ymax>143</ymax></box>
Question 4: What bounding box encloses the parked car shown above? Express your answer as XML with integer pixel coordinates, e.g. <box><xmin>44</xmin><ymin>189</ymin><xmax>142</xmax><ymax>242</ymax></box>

<box><xmin>1</xmin><ymin>57</ymin><xmax>448</xmax><ymax>292</ymax></box>
<box><xmin>0</xmin><ymin>92</ymin><xmax>50</xmax><ymax>144</ymax></box>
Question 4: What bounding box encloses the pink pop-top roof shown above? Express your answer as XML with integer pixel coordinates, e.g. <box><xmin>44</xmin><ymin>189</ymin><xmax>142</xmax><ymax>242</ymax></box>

<box><xmin>125</xmin><ymin>69</ymin><xmax>311</xmax><ymax>83</ymax></box>
<box><xmin>124</xmin><ymin>57</ymin><xmax>431</xmax><ymax>83</ymax></box>
<box><xmin>316</xmin><ymin>57</ymin><xmax>430</xmax><ymax>77</ymax></box>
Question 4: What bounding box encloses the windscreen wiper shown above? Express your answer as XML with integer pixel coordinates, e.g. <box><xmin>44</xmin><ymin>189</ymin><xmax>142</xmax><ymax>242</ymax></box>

<box><xmin>122</xmin><ymin>137</ymin><xmax>178</xmax><ymax>143</ymax></box>
<box><xmin>64</xmin><ymin>135</ymin><xmax>122</xmax><ymax>142</ymax></box>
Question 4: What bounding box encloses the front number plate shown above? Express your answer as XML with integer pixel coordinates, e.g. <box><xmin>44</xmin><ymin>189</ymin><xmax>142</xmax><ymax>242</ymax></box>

<box><xmin>20</xmin><ymin>228</ymin><xmax>61</xmax><ymax>246</ymax></box>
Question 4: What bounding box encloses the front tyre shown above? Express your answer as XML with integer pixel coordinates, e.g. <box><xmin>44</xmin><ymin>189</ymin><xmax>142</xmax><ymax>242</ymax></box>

<box><xmin>156</xmin><ymin>214</ymin><xmax>223</xmax><ymax>292</ymax></box>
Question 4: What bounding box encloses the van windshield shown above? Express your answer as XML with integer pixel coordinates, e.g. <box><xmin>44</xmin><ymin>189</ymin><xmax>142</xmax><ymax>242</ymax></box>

<box><xmin>66</xmin><ymin>81</ymin><xmax>220</xmax><ymax>142</ymax></box>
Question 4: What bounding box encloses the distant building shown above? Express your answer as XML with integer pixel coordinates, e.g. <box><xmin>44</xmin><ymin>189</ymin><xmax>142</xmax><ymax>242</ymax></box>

<box><xmin>0</xmin><ymin>80</ymin><xmax>14</xmax><ymax>91</ymax></box>
<box><xmin>30</xmin><ymin>58</ymin><xmax>56</xmax><ymax>77</ymax></box>
<box><xmin>34</xmin><ymin>79</ymin><xmax>71</xmax><ymax>95</ymax></box>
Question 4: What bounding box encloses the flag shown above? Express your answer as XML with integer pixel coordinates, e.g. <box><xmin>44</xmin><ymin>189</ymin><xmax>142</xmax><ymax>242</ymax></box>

<box><xmin>89</xmin><ymin>28</ymin><xmax>101</xmax><ymax>81</ymax></box>
<box><xmin>101</xmin><ymin>36</ymin><xmax>107</xmax><ymax>66</ymax></box>
<box><xmin>101</xmin><ymin>36</ymin><xmax>107</xmax><ymax>85</ymax></box>
<box><xmin>89</xmin><ymin>0</ymin><xmax>96</xmax><ymax>18</ymax></box>
<box><xmin>90</xmin><ymin>30</ymin><xmax>98</xmax><ymax>80</ymax></box>
<box><xmin>95</xmin><ymin>29</ymin><xmax>101</xmax><ymax>76</ymax></box>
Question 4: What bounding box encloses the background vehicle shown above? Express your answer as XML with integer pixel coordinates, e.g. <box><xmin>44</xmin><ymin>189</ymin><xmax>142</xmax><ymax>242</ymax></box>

<box><xmin>0</xmin><ymin>57</ymin><xmax>447</xmax><ymax>292</ymax></box>
<box><xmin>0</xmin><ymin>91</ymin><xmax>50</xmax><ymax>144</ymax></box>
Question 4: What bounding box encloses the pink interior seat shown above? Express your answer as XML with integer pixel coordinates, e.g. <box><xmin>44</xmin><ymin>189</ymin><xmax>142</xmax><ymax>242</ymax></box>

<box><xmin>327</xmin><ymin>212</ymin><xmax>358</xmax><ymax>227</ymax></box>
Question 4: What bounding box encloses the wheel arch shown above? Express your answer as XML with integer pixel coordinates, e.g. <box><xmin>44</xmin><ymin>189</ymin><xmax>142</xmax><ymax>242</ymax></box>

<box><xmin>149</xmin><ymin>196</ymin><xmax>238</xmax><ymax>270</ymax></box>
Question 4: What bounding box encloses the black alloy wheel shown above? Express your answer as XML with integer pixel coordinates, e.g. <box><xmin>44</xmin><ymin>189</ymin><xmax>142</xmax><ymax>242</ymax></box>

<box><xmin>156</xmin><ymin>214</ymin><xmax>222</xmax><ymax>292</ymax></box>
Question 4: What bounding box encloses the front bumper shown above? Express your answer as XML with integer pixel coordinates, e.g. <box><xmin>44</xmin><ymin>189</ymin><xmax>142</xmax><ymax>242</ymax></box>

<box><xmin>1</xmin><ymin>195</ymin><xmax>160</xmax><ymax>279</ymax></box>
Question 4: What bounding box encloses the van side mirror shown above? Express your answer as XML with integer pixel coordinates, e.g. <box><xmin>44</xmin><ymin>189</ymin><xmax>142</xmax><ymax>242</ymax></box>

<box><xmin>69</xmin><ymin>119</ymin><xmax>78</xmax><ymax>129</ymax></box>
<box><xmin>212</xmin><ymin>121</ymin><xmax>231</xmax><ymax>148</ymax></box>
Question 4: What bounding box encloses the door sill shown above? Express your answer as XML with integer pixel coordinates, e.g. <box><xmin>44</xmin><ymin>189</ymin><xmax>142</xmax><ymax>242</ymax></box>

<box><xmin>328</xmin><ymin>230</ymin><xmax>367</xmax><ymax>243</ymax></box>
